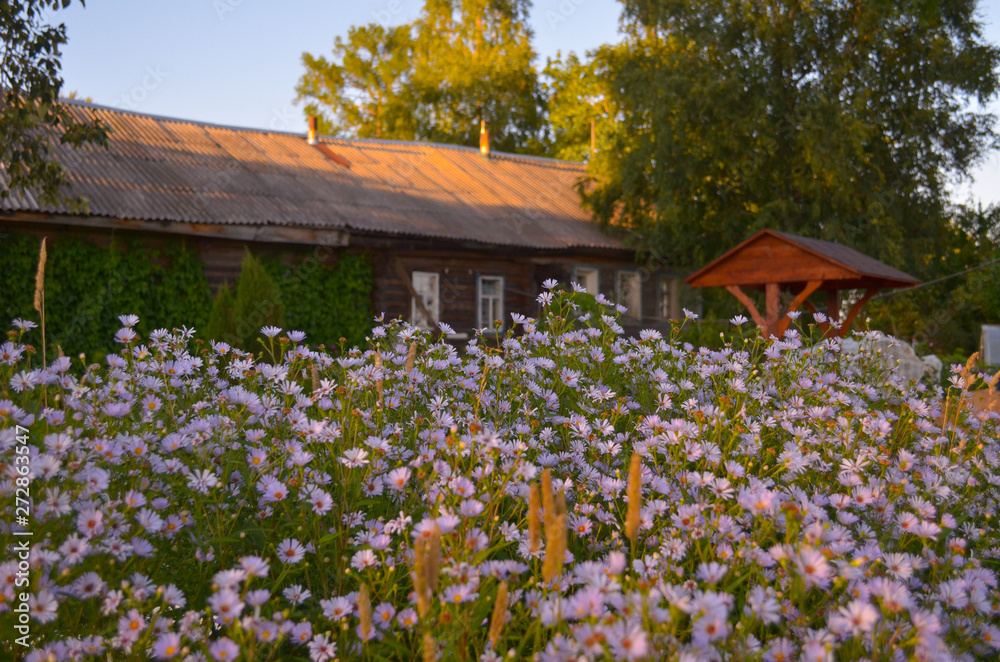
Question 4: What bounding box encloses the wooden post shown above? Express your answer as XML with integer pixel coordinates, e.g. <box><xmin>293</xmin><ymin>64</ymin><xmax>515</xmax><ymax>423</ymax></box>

<box><xmin>777</xmin><ymin>280</ymin><xmax>823</xmax><ymax>336</ymax></box>
<box><xmin>827</xmin><ymin>289</ymin><xmax>840</xmax><ymax>322</ymax></box>
<box><xmin>724</xmin><ymin>285</ymin><xmax>766</xmax><ymax>329</ymax></box>
<box><xmin>765</xmin><ymin>282</ymin><xmax>780</xmax><ymax>337</ymax></box>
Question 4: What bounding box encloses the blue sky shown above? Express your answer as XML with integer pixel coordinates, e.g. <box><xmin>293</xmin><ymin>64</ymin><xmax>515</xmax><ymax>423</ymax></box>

<box><xmin>56</xmin><ymin>0</ymin><xmax>1000</xmax><ymax>207</ymax></box>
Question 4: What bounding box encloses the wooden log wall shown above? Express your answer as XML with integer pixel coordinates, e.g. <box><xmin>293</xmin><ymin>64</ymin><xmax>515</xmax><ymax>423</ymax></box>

<box><xmin>2</xmin><ymin>215</ymin><xmax>685</xmax><ymax>338</ymax></box>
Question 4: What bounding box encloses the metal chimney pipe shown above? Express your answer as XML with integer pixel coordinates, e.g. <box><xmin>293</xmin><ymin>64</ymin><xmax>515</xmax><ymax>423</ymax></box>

<box><xmin>479</xmin><ymin>119</ymin><xmax>489</xmax><ymax>157</ymax></box>
<box><xmin>307</xmin><ymin>116</ymin><xmax>318</xmax><ymax>145</ymax></box>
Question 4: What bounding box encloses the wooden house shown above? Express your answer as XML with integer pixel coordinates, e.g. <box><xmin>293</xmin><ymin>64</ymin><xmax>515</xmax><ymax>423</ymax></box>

<box><xmin>1</xmin><ymin>101</ymin><xmax>687</xmax><ymax>339</ymax></box>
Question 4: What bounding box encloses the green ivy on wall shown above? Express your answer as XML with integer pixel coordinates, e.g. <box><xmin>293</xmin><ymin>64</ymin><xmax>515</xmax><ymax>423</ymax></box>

<box><xmin>0</xmin><ymin>231</ymin><xmax>37</xmax><ymax>333</ymax></box>
<box><xmin>264</xmin><ymin>251</ymin><xmax>373</xmax><ymax>349</ymax></box>
<box><xmin>0</xmin><ymin>230</ymin><xmax>212</xmax><ymax>356</ymax></box>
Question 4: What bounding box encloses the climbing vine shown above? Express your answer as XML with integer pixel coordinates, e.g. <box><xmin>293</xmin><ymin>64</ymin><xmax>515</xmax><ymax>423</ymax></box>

<box><xmin>0</xmin><ymin>229</ymin><xmax>212</xmax><ymax>357</ymax></box>
<box><xmin>264</xmin><ymin>251</ymin><xmax>373</xmax><ymax>350</ymax></box>
<box><xmin>0</xmin><ymin>229</ymin><xmax>371</xmax><ymax>356</ymax></box>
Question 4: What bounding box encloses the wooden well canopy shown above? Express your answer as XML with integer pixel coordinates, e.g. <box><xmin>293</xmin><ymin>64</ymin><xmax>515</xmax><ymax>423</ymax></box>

<box><xmin>685</xmin><ymin>230</ymin><xmax>920</xmax><ymax>338</ymax></box>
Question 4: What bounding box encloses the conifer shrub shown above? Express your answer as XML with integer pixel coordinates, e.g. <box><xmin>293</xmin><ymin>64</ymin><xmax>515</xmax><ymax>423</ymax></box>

<box><xmin>204</xmin><ymin>281</ymin><xmax>235</xmax><ymax>344</ymax></box>
<box><xmin>230</xmin><ymin>249</ymin><xmax>284</xmax><ymax>350</ymax></box>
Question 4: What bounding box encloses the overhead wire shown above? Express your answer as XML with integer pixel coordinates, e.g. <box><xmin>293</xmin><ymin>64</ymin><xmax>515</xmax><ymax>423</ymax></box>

<box><xmin>871</xmin><ymin>256</ymin><xmax>1000</xmax><ymax>300</ymax></box>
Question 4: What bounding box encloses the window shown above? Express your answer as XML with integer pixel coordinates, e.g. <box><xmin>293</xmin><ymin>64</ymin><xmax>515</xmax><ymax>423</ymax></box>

<box><xmin>657</xmin><ymin>277</ymin><xmax>671</xmax><ymax>320</ymax></box>
<box><xmin>411</xmin><ymin>271</ymin><xmax>439</xmax><ymax>329</ymax></box>
<box><xmin>478</xmin><ymin>276</ymin><xmax>504</xmax><ymax>330</ymax></box>
<box><xmin>658</xmin><ymin>276</ymin><xmax>681</xmax><ymax>320</ymax></box>
<box><xmin>616</xmin><ymin>270</ymin><xmax>642</xmax><ymax>320</ymax></box>
<box><xmin>984</xmin><ymin>325</ymin><xmax>1000</xmax><ymax>366</ymax></box>
<box><xmin>572</xmin><ymin>266</ymin><xmax>599</xmax><ymax>294</ymax></box>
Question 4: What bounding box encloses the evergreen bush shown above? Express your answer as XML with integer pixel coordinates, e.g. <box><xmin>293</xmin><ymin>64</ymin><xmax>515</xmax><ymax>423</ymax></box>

<box><xmin>231</xmin><ymin>249</ymin><xmax>284</xmax><ymax>350</ymax></box>
<box><xmin>204</xmin><ymin>282</ymin><xmax>235</xmax><ymax>345</ymax></box>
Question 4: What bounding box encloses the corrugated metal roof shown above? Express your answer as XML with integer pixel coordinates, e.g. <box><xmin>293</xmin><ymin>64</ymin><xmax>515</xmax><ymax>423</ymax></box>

<box><xmin>1</xmin><ymin>100</ymin><xmax>624</xmax><ymax>251</ymax></box>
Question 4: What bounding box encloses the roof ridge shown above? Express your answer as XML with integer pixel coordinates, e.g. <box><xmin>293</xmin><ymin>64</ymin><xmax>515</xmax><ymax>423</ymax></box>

<box><xmin>59</xmin><ymin>97</ymin><xmax>309</xmax><ymax>139</ymax></box>
<box><xmin>323</xmin><ymin>135</ymin><xmax>584</xmax><ymax>167</ymax></box>
<box><xmin>59</xmin><ymin>97</ymin><xmax>584</xmax><ymax>168</ymax></box>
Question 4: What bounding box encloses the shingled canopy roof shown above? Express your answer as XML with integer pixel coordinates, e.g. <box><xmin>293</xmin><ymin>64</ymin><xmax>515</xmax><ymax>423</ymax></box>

<box><xmin>0</xmin><ymin>100</ymin><xmax>620</xmax><ymax>253</ymax></box>
<box><xmin>686</xmin><ymin>229</ymin><xmax>920</xmax><ymax>337</ymax></box>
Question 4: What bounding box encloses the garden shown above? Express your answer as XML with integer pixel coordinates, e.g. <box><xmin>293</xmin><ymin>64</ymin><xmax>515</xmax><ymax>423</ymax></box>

<box><xmin>2</xmin><ymin>285</ymin><xmax>1000</xmax><ymax>661</ymax></box>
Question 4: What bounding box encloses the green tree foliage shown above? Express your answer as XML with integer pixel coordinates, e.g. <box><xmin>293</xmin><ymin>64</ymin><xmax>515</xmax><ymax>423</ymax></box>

<box><xmin>867</xmin><ymin>205</ymin><xmax>1000</xmax><ymax>354</ymax></box>
<box><xmin>230</xmin><ymin>250</ymin><xmax>284</xmax><ymax>351</ymax></box>
<box><xmin>153</xmin><ymin>242</ymin><xmax>213</xmax><ymax>331</ymax></box>
<box><xmin>544</xmin><ymin>48</ymin><xmax>624</xmax><ymax>162</ymax></box>
<box><xmin>581</xmin><ymin>0</ymin><xmax>1000</xmax><ymax>274</ymax></box>
<box><xmin>410</xmin><ymin>0</ymin><xmax>547</xmax><ymax>153</ymax></box>
<box><xmin>297</xmin><ymin>0</ymin><xmax>547</xmax><ymax>153</ymax></box>
<box><xmin>295</xmin><ymin>24</ymin><xmax>416</xmax><ymax>139</ymax></box>
<box><xmin>1</xmin><ymin>0</ymin><xmax>108</xmax><ymax>207</ymax></box>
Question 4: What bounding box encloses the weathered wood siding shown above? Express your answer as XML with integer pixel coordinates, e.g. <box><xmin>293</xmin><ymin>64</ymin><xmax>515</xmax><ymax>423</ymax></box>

<box><xmin>2</xmin><ymin>215</ymin><xmax>681</xmax><ymax>338</ymax></box>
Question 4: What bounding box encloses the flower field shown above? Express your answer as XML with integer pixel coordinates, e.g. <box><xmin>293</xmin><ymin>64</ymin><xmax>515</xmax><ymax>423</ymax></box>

<box><xmin>2</xmin><ymin>286</ymin><xmax>1000</xmax><ymax>661</ymax></box>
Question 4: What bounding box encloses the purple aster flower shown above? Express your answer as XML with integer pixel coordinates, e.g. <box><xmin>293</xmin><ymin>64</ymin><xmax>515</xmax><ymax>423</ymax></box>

<box><xmin>152</xmin><ymin>632</ymin><xmax>182</xmax><ymax>659</ymax></box>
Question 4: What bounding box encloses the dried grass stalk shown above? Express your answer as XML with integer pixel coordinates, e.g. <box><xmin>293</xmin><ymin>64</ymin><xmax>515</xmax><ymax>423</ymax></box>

<box><xmin>358</xmin><ymin>583</ymin><xmax>372</xmax><ymax>640</ymax></box>
<box><xmin>33</xmin><ymin>238</ymin><xmax>48</xmax><ymax>386</ymax></box>
<box><xmin>422</xmin><ymin>632</ymin><xmax>436</xmax><ymax>662</ymax></box>
<box><xmin>406</xmin><ymin>341</ymin><xmax>417</xmax><ymax>373</ymax></box>
<box><xmin>424</xmin><ymin>525</ymin><xmax>441</xmax><ymax>593</ymax></box>
<box><xmin>542</xmin><ymin>510</ymin><xmax>567</xmax><ymax>583</ymax></box>
<box><xmin>625</xmin><ymin>453</ymin><xmax>642</xmax><ymax>546</ymax></box>
<box><xmin>488</xmin><ymin>581</ymin><xmax>509</xmax><ymax>647</ymax></box>
<box><xmin>413</xmin><ymin>524</ymin><xmax>442</xmax><ymax>618</ymax></box>
<box><xmin>528</xmin><ymin>482</ymin><xmax>541</xmax><ymax>554</ymax></box>
<box><xmin>33</xmin><ymin>238</ymin><xmax>46</xmax><ymax>313</ymax></box>
<box><xmin>309</xmin><ymin>364</ymin><xmax>320</xmax><ymax>393</ymax></box>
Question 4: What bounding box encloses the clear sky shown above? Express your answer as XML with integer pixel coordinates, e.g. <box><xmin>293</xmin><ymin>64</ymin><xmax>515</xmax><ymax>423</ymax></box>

<box><xmin>55</xmin><ymin>0</ymin><xmax>1000</xmax><ymax>208</ymax></box>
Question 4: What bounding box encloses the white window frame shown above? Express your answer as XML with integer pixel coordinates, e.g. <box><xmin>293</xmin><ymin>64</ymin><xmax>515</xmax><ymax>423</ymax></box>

<box><xmin>657</xmin><ymin>275</ymin><xmax>671</xmax><ymax>321</ymax></box>
<box><xmin>657</xmin><ymin>275</ymin><xmax>681</xmax><ymax>321</ymax></box>
<box><xmin>983</xmin><ymin>325</ymin><xmax>1000</xmax><ymax>366</ymax></box>
<box><xmin>411</xmin><ymin>271</ymin><xmax>439</xmax><ymax>329</ymax></box>
<box><xmin>616</xmin><ymin>270</ymin><xmax>642</xmax><ymax>320</ymax></box>
<box><xmin>572</xmin><ymin>265</ymin><xmax>600</xmax><ymax>294</ymax></box>
<box><xmin>477</xmin><ymin>275</ymin><xmax>505</xmax><ymax>331</ymax></box>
